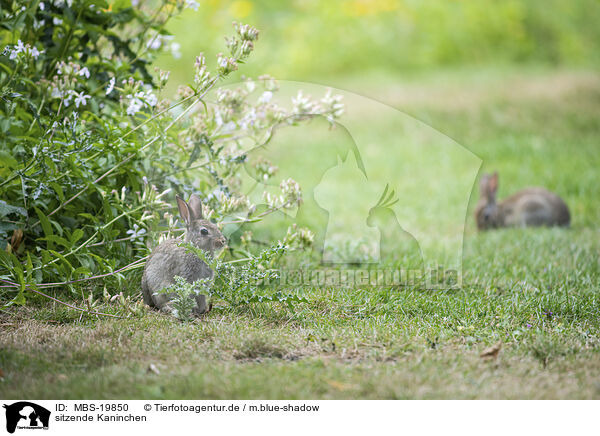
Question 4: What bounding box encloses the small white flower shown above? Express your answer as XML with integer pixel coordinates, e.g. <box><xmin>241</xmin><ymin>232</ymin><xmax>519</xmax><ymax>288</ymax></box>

<box><xmin>147</xmin><ymin>38</ymin><xmax>161</xmax><ymax>50</ymax></box>
<box><xmin>216</xmin><ymin>53</ymin><xmax>237</xmax><ymax>74</ymax></box>
<box><xmin>30</xmin><ymin>47</ymin><xmax>41</xmax><ymax>59</ymax></box>
<box><xmin>145</xmin><ymin>92</ymin><xmax>157</xmax><ymax>107</ymax></box>
<box><xmin>240</xmin><ymin>40</ymin><xmax>253</xmax><ymax>56</ymax></box>
<box><xmin>63</xmin><ymin>90</ymin><xmax>74</xmax><ymax>107</ymax></box>
<box><xmin>258</xmin><ymin>91</ymin><xmax>273</xmax><ymax>104</ymax></box>
<box><xmin>246</xmin><ymin>80</ymin><xmax>256</xmax><ymax>92</ymax></box>
<box><xmin>50</xmin><ymin>87</ymin><xmax>63</xmax><ymax>99</ymax></box>
<box><xmin>292</xmin><ymin>91</ymin><xmax>317</xmax><ymax>115</ymax></box>
<box><xmin>240</xmin><ymin>108</ymin><xmax>257</xmax><ymax>130</ymax></box>
<box><xmin>74</xmin><ymin>92</ymin><xmax>91</xmax><ymax>108</ymax></box>
<box><xmin>214</xmin><ymin>109</ymin><xmax>223</xmax><ymax>127</ymax></box>
<box><xmin>235</xmin><ymin>23</ymin><xmax>259</xmax><ymax>41</ymax></box>
<box><xmin>132</xmin><ymin>88</ymin><xmax>157</xmax><ymax>109</ymax></box>
<box><xmin>78</xmin><ymin>67</ymin><xmax>90</xmax><ymax>79</ymax></box>
<box><xmin>9</xmin><ymin>40</ymin><xmax>25</xmax><ymax>59</ymax></box>
<box><xmin>126</xmin><ymin>224</ymin><xmax>147</xmax><ymax>242</ymax></box>
<box><xmin>170</xmin><ymin>42</ymin><xmax>181</xmax><ymax>59</ymax></box>
<box><xmin>158</xmin><ymin>70</ymin><xmax>170</xmax><ymax>87</ymax></box>
<box><xmin>53</xmin><ymin>17</ymin><xmax>63</xmax><ymax>25</ymax></box>
<box><xmin>222</xmin><ymin>121</ymin><xmax>236</xmax><ymax>134</ymax></box>
<box><xmin>146</xmin><ymin>34</ymin><xmax>172</xmax><ymax>51</ymax></box>
<box><xmin>185</xmin><ymin>0</ymin><xmax>200</xmax><ymax>11</ymax></box>
<box><xmin>127</xmin><ymin>98</ymin><xmax>143</xmax><ymax>116</ymax></box>
<box><xmin>39</xmin><ymin>2</ymin><xmax>45</xmax><ymax>10</ymax></box>
<box><xmin>106</xmin><ymin>77</ymin><xmax>115</xmax><ymax>95</ymax></box>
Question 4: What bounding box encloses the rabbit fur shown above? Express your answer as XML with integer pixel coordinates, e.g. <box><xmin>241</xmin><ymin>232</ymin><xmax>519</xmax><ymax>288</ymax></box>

<box><xmin>141</xmin><ymin>194</ymin><xmax>226</xmax><ymax>315</ymax></box>
<box><xmin>475</xmin><ymin>172</ymin><xmax>570</xmax><ymax>230</ymax></box>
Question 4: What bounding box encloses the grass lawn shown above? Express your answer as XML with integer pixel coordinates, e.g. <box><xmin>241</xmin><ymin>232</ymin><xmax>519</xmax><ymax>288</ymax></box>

<box><xmin>1</xmin><ymin>67</ymin><xmax>599</xmax><ymax>399</ymax></box>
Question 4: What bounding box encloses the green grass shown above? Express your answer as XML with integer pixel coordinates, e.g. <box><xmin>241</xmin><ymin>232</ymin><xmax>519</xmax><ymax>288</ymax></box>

<box><xmin>1</xmin><ymin>67</ymin><xmax>599</xmax><ymax>399</ymax></box>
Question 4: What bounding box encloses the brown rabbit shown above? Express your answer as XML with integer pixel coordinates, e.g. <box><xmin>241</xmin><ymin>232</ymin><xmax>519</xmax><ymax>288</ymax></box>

<box><xmin>475</xmin><ymin>172</ymin><xmax>570</xmax><ymax>230</ymax></box>
<box><xmin>141</xmin><ymin>194</ymin><xmax>227</xmax><ymax>315</ymax></box>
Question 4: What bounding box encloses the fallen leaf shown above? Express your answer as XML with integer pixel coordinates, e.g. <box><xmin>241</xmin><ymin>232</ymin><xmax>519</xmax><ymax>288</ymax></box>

<box><xmin>326</xmin><ymin>380</ymin><xmax>349</xmax><ymax>391</ymax></box>
<box><xmin>10</xmin><ymin>229</ymin><xmax>24</xmax><ymax>251</ymax></box>
<box><xmin>480</xmin><ymin>341</ymin><xmax>502</xmax><ymax>360</ymax></box>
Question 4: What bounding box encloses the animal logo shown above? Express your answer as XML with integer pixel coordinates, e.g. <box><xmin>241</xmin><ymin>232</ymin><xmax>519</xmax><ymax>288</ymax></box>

<box><xmin>210</xmin><ymin>80</ymin><xmax>482</xmax><ymax>283</ymax></box>
<box><xmin>3</xmin><ymin>402</ymin><xmax>50</xmax><ymax>434</ymax></box>
<box><xmin>232</xmin><ymin>115</ymin><xmax>368</xmax><ymax>264</ymax></box>
<box><xmin>367</xmin><ymin>184</ymin><xmax>424</xmax><ymax>268</ymax></box>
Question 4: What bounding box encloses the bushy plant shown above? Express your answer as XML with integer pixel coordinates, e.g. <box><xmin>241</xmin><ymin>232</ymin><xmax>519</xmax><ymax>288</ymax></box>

<box><xmin>177</xmin><ymin>231</ymin><xmax>309</xmax><ymax>313</ymax></box>
<box><xmin>159</xmin><ymin>275</ymin><xmax>201</xmax><ymax>322</ymax></box>
<box><xmin>0</xmin><ymin>0</ymin><xmax>342</xmax><ymax>309</ymax></box>
<box><xmin>162</xmin><ymin>241</ymin><xmax>307</xmax><ymax>322</ymax></box>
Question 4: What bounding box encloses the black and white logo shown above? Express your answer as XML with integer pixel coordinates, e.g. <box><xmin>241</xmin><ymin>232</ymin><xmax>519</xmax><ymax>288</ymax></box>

<box><xmin>3</xmin><ymin>402</ymin><xmax>50</xmax><ymax>434</ymax></box>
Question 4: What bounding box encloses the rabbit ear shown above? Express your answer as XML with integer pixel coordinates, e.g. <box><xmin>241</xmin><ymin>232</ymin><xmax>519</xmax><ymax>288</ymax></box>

<box><xmin>480</xmin><ymin>173</ymin><xmax>497</xmax><ymax>200</ymax></box>
<box><xmin>176</xmin><ymin>195</ymin><xmax>192</xmax><ymax>226</ymax></box>
<box><xmin>489</xmin><ymin>172</ymin><xmax>498</xmax><ymax>196</ymax></box>
<box><xmin>188</xmin><ymin>194</ymin><xmax>204</xmax><ymax>220</ymax></box>
<box><xmin>479</xmin><ymin>174</ymin><xmax>489</xmax><ymax>193</ymax></box>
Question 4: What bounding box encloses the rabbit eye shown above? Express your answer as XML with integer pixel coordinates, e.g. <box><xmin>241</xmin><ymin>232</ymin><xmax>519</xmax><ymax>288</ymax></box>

<box><xmin>200</xmin><ymin>227</ymin><xmax>209</xmax><ymax>236</ymax></box>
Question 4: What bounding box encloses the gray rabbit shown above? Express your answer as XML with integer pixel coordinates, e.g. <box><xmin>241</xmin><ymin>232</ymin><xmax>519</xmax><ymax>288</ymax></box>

<box><xmin>475</xmin><ymin>172</ymin><xmax>570</xmax><ymax>230</ymax></box>
<box><xmin>141</xmin><ymin>194</ymin><xmax>227</xmax><ymax>315</ymax></box>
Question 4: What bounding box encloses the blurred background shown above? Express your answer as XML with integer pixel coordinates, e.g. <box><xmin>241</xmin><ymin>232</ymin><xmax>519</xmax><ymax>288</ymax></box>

<box><xmin>157</xmin><ymin>0</ymin><xmax>600</xmax><ymax>87</ymax></box>
<box><xmin>156</xmin><ymin>0</ymin><xmax>600</xmax><ymax>257</ymax></box>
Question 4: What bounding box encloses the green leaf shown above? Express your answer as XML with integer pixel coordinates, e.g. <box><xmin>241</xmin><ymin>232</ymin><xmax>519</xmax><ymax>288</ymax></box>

<box><xmin>38</xmin><ymin>235</ymin><xmax>72</xmax><ymax>249</ymax></box>
<box><xmin>8</xmin><ymin>289</ymin><xmax>27</xmax><ymax>306</ymax></box>
<box><xmin>25</xmin><ymin>252</ymin><xmax>34</xmax><ymax>282</ymax></box>
<box><xmin>0</xmin><ymin>151</ymin><xmax>19</xmax><ymax>169</ymax></box>
<box><xmin>187</xmin><ymin>143</ymin><xmax>201</xmax><ymax>168</ymax></box>
<box><xmin>48</xmin><ymin>250</ymin><xmax>74</xmax><ymax>271</ymax></box>
<box><xmin>0</xmin><ymin>250</ymin><xmax>21</xmax><ymax>275</ymax></box>
<box><xmin>34</xmin><ymin>207</ymin><xmax>53</xmax><ymax>239</ymax></box>
<box><xmin>102</xmin><ymin>197</ymin><xmax>114</xmax><ymax>222</ymax></box>
<box><xmin>71</xmin><ymin>266</ymin><xmax>92</xmax><ymax>278</ymax></box>
<box><xmin>50</xmin><ymin>182</ymin><xmax>65</xmax><ymax>203</ymax></box>
<box><xmin>0</xmin><ymin>200</ymin><xmax>26</xmax><ymax>218</ymax></box>
<box><xmin>78</xmin><ymin>213</ymin><xmax>99</xmax><ymax>224</ymax></box>
<box><xmin>70</xmin><ymin>229</ymin><xmax>84</xmax><ymax>245</ymax></box>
